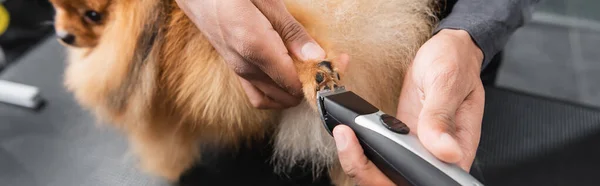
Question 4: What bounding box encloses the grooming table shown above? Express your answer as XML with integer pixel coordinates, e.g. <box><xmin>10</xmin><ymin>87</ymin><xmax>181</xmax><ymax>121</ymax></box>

<box><xmin>1</xmin><ymin>37</ymin><xmax>600</xmax><ymax>186</ymax></box>
<box><xmin>0</xmin><ymin>0</ymin><xmax>54</xmax><ymax>110</ymax></box>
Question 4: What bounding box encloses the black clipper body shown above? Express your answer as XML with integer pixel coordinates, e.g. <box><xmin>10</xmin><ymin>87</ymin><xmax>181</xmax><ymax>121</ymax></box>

<box><xmin>316</xmin><ymin>87</ymin><xmax>484</xmax><ymax>186</ymax></box>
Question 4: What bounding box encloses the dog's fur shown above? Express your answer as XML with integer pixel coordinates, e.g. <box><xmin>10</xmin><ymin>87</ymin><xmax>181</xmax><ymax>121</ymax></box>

<box><xmin>50</xmin><ymin>0</ymin><xmax>439</xmax><ymax>185</ymax></box>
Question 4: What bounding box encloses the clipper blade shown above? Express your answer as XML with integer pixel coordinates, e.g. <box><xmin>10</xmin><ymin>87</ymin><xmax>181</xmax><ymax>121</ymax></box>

<box><xmin>316</xmin><ymin>86</ymin><xmax>347</xmax><ymax>98</ymax></box>
<box><xmin>316</xmin><ymin>86</ymin><xmax>347</xmax><ymax>135</ymax></box>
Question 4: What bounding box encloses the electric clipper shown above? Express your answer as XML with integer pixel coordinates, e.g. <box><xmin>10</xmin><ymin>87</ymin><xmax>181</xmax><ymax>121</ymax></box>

<box><xmin>316</xmin><ymin>86</ymin><xmax>484</xmax><ymax>186</ymax></box>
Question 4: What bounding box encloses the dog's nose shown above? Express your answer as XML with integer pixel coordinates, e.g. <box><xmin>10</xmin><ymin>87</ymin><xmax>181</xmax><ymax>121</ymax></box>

<box><xmin>59</xmin><ymin>34</ymin><xmax>75</xmax><ymax>45</ymax></box>
<box><xmin>56</xmin><ymin>31</ymin><xmax>75</xmax><ymax>45</ymax></box>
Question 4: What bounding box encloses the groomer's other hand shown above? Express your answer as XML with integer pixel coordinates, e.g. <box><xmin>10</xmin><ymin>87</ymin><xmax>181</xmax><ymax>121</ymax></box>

<box><xmin>333</xmin><ymin>125</ymin><xmax>396</xmax><ymax>186</ymax></box>
<box><xmin>175</xmin><ymin>0</ymin><xmax>325</xmax><ymax>109</ymax></box>
<box><xmin>397</xmin><ymin>29</ymin><xmax>485</xmax><ymax>171</ymax></box>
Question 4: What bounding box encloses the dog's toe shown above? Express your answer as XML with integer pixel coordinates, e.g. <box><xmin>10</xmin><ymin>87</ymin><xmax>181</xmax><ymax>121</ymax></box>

<box><xmin>316</xmin><ymin>72</ymin><xmax>325</xmax><ymax>84</ymax></box>
<box><xmin>315</xmin><ymin>61</ymin><xmax>340</xmax><ymax>91</ymax></box>
<box><xmin>318</xmin><ymin>61</ymin><xmax>333</xmax><ymax>72</ymax></box>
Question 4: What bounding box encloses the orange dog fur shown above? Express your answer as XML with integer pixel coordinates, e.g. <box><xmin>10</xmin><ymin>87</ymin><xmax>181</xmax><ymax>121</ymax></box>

<box><xmin>50</xmin><ymin>0</ymin><xmax>439</xmax><ymax>185</ymax></box>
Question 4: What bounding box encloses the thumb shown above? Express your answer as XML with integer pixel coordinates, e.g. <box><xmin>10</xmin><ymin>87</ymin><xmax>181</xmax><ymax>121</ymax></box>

<box><xmin>417</xmin><ymin>85</ymin><xmax>466</xmax><ymax>164</ymax></box>
<box><xmin>252</xmin><ymin>0</ymin><xmax>325</xmax><ymax>61</ymax></box>
<box><xmin>333</xmin><ymin>125</ymin><xmax>396</xmax><ymax>186</ymax></box>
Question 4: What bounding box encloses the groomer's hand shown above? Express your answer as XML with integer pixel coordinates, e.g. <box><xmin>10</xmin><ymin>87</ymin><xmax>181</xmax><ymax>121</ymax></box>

<box><xmin>175</xmin><ymin>0</ymin><xmax>325</xmax><ymax>109</ymax></box>
<box><xmin>333</xmin><ymin>125</ymin><xmax>396</xmax><ymax>186</ymax></box>
<box><xmin>397</xmin><ymin>29</ymin><xmax>485</xmax><ymax>171</ymax></box>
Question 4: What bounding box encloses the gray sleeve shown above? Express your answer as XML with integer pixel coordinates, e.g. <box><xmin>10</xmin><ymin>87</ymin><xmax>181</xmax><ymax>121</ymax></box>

<box><xmin>433</xmin><ymin>0</ymin><xmax>540</xmax><ymax>70</ymax></box>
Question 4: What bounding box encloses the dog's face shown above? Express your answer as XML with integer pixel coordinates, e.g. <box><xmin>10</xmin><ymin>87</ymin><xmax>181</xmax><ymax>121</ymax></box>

<box><xmin>49</xmin><ymin>0</ymin><xmax>111</xmax><ymax>48</ymax></box>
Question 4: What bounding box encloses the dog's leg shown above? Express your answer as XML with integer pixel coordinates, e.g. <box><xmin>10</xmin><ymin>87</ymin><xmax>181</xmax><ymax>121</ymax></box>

<box><xmin>129</xmin><ymin>125</ymin><xmax>199</xmax><ymax>182</ymax></box>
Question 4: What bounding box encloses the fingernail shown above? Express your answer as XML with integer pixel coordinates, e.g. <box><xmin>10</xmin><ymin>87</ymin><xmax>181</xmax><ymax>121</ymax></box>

<box><xmin>301</xmin><ymin>42</ymin><xmax>325</xmax><ymax>61</ymax></box>
<box><xmin>333</xmin><ymin>129</ymin><xmax>347</xmax><ymax>150</ymax></box>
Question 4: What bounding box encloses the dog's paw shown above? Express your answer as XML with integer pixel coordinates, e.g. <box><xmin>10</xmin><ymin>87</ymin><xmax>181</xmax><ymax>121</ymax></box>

<box><xmin>297</xmin><ymin>58</ymin><xmax>344</xmax><ymax>110</ymax></box>
<box><xmin>314</xmin><ymin>61</ymin><xmax>341</xmax><ymax>91</ymax></box>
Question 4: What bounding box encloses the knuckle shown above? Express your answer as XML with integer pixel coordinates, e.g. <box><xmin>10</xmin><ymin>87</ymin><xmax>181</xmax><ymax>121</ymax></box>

<box><xmin>244</xmin><ymin>91</ymin><xmax>267</xmax><ymax>108</ymax></box>
<box><xmin>428</xmin><ymin>109</ymin><xmax>455</xmax><ymax>130</ymax></box>
<box><xmin>231</xmin><ymin>29</ymin><xmax>262</xmax><ymax>60</ymax></box>
<box><xmin>268</xmin><ymin>72</ymin><xmax>287</xmax><ymax>87</ymax></box>
<box><xmin>428</xmin><ymin>66</ymin><xmax>461</xmax><ymax>95</ymax></box>
<box><xmin>249</xmin><ymin>99</ymin><xmax>266</xmax><ymax>109</ymax></box>
<box><xmin>344</xmin><ymin>165</ymin><xmax>361</xmax><ymax>179</ymax></box>
<box><xmin>232</xmin><ymin>63</ymin><xmax>257</xmax><ymax>79</ymax></box>
<box><xmin>341</xmin><ymin>157</ymin><xmax>369</xmax><ymax>181</ymax></box>
<box><xmin>437</xmin><ymin>65</ymin><xmax>460</xmax><ymax>83</ymax></box>
<box><xmin>238</xmin><ymin>42</ymin><xmax>266</xmax><ymax>66</ymax></box>
<box><xmin>277</xmin><ymin>18</ymin><xmax>305</xmax><ymax>42</ymax></box>
<box><xmin>440</xmin><ymin>65</ymin><xmax>459</xmax><ymax>78</ymax></box>
<box><xmin>236</xmin><ymin>43</ymin><xmax>258</xmax><ymax>59</ymax></box>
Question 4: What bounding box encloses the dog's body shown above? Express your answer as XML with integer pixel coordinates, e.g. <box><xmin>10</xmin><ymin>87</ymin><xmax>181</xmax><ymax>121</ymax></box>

<box><xmin>51</xmin><ymin>0</ymin><xmax>438</xmax><ymax>185</ymax></box>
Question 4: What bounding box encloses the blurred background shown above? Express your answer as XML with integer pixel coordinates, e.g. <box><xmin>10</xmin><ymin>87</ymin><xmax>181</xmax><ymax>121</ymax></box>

<box><xmin>498</xmin><ymin>0</ymin><xmax>600</xmax><ymax>108</ymax></box>
<box><xmin>0</xmin><ymin>0</ymin><xmax>599</xmax><ymax>186</ymax></box>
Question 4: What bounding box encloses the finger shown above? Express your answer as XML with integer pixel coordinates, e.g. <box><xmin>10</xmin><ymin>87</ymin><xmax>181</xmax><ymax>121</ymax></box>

<box><xmin>247</xmin><ymin>75</ymin><xmax>302</xmax><ymax>107</ymax></box>
<box><xmin>228</xmin><ymin>55</ymin><xmax>300</xmax><ymax>108</ymax></box>
<box><xmin>251</xmin><ymin>0</ymin><xmax>326</xmax><ymax>61</ymax></box>
<box><xmin>333</xmin><ymin>125</ymin><xmax>395</xmax><ymax>186</ymax></box>
<box><xmin>417</xmin><ymin>71</ymin><xmax>470</xmax><ymax>164</ymax></box>
<box><xmin>238</xmin><ymin>76</ymin><xmax>286</xmax><ymax>109</ymax></box>
<box><xmin>221</xmin><ymin>0</ymin><xmax>304</xmax><ymax>97</ymax></box>
<box><xmin>453</xmin><ymin>85</ymin><xmax>485</xmax><ymax>171</ymax></box>
<box><xmin>395</xmin><ymin>67</ymin><xmax>422</xmax><ymax>131</ymax></box>
<box><xmin>335</xmin><ymin>53</ymin><xmax>350</xmax><ymax>73</ymax></box>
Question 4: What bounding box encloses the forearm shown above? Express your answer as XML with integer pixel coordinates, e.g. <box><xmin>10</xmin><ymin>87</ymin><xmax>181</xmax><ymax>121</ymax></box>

<box><xmin>434</xmin><ymin>0</ymin><xmax>540</xmax><ymax>70</ymax></box>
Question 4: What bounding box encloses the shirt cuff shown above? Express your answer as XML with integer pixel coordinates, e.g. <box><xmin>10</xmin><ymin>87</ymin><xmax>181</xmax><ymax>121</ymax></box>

<box><xmin>432</xmin><ymin>15</ymin><xmax>504</xmax><ymax>71</ymax></box>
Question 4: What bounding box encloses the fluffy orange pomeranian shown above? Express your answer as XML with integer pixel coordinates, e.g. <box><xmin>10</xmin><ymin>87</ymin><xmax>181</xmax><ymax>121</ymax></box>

<box><xmin>49</xmin><ymin>0</ymin><xmax>440</xmax><ymax>185</ymax></box>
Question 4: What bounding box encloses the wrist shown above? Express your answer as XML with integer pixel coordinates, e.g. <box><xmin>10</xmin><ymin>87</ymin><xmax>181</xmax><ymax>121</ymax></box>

<box><xmin>437</xmin><ymin>29</ymin><xmax>484</xmax><ymax>69</ymax></box>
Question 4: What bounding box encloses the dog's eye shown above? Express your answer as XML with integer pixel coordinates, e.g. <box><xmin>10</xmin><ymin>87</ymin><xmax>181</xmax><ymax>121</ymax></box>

<box><xmin>84</xmin><ymin>10</ymin><xmax>102</xmax><ymax>23</ymax></box>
